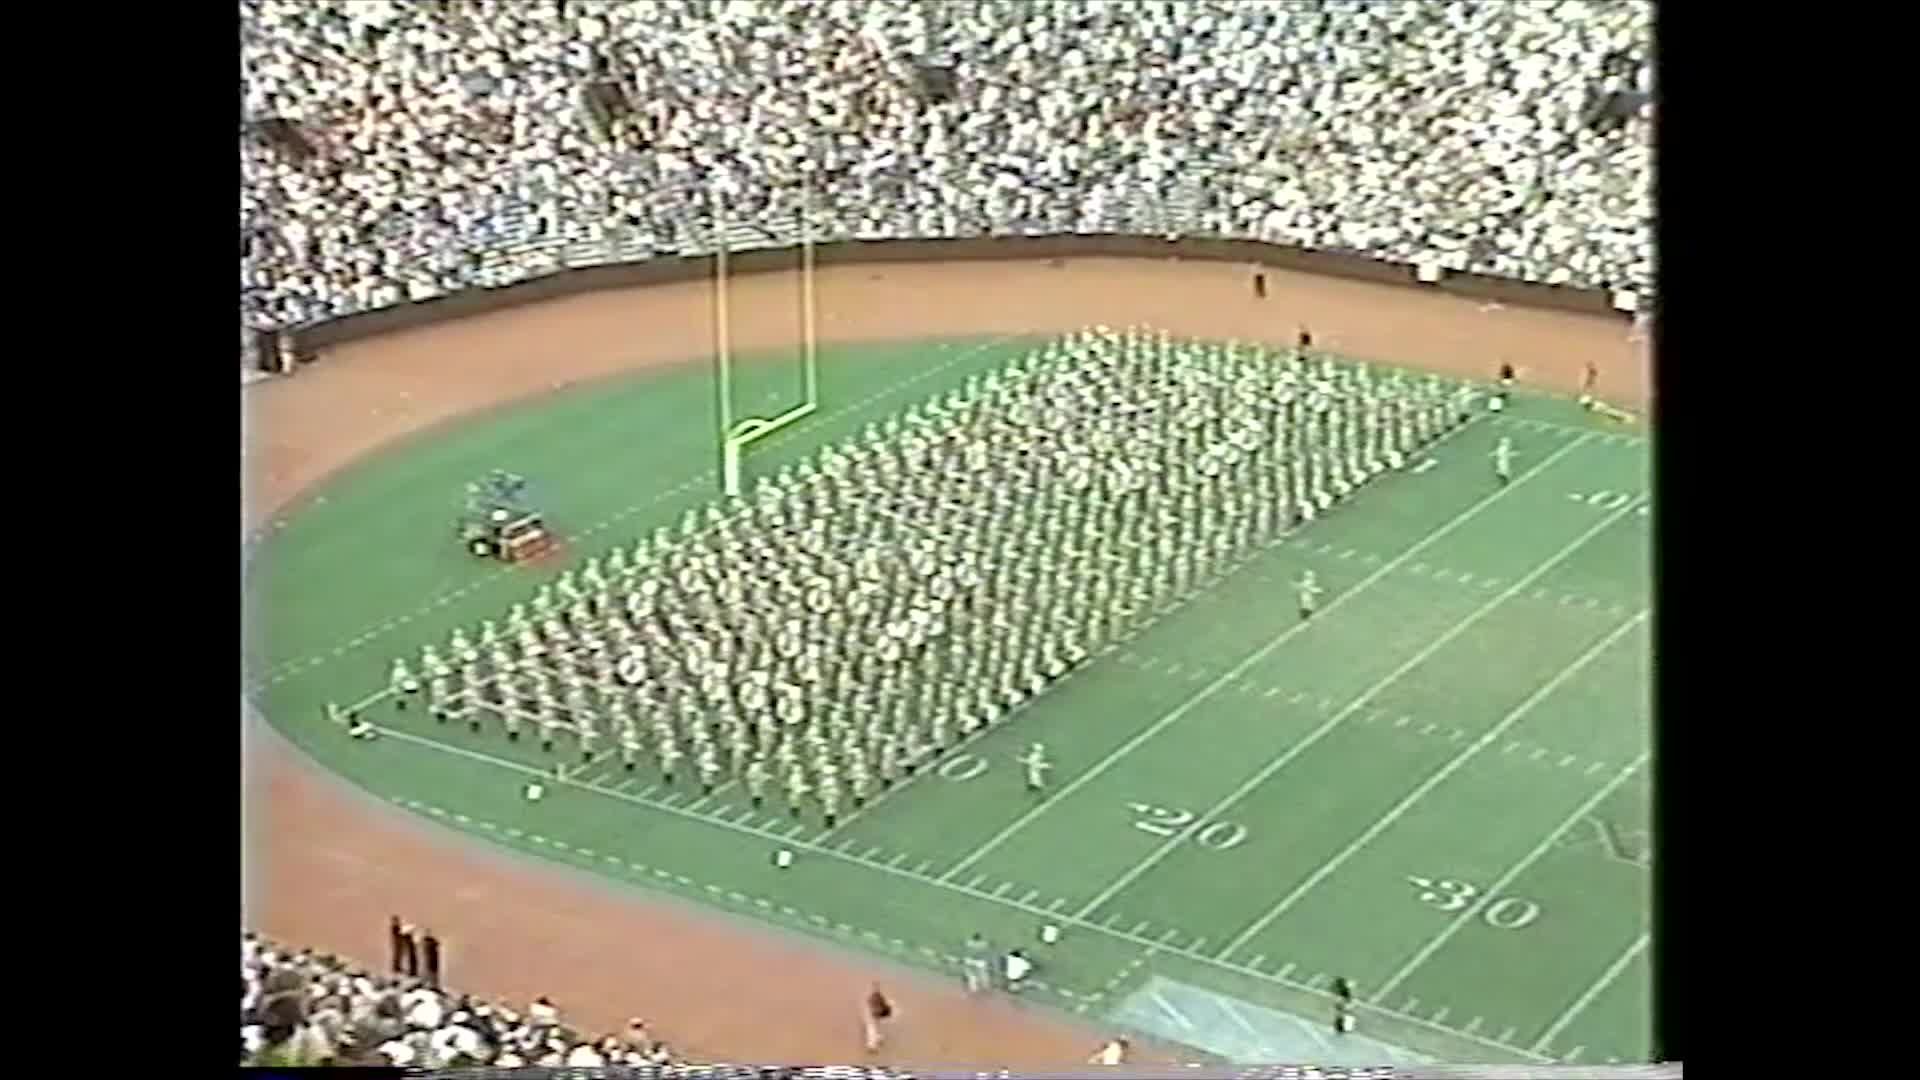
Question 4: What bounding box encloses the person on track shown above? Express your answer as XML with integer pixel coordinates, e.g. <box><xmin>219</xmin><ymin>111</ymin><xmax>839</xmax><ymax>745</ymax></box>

<box><xmin>862</xmin><ymin>984</ymin><xmax>894</xmax><ymax>1053</ymax></box>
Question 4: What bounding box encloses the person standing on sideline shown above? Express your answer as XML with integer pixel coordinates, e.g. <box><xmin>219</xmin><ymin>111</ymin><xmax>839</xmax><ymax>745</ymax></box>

<box><xmin>398</xmin><ymin>924</ymin><xmax>420</xmax><ymax>979</ymax></box>
<box><xmin>1003</xmin><ymin>948</ymin><xmax>1033</xmax><ymax>994</ymax></box>
<box><xmin>1089</xmin><ymin>1037</ymin><xmax>1130</xmax><ymax>1065</ymax></box>
<box><xmin>962</xmin><ymin>933</ymin><xmax>992</xmax><ymax>993</ymax></box>
<box><xmin>1252</xmin><ymin>268</ymin><xmax>1267</xmax><ymax>299</ymax></box>
<box><xmin>1333</xmin><ymin>976</ymin><xmax>1356</xmax><ymax>1034</ymax></box>
<box><xmin>862</xmin><ymin>984</ymin><xmax>893</xmax><ymax>1053</ymax></box>
<box><xmin>388</xmin><ymin>916</ymin><xmax>407</xmax><ymax>974</ymax></box>
<box><xmin>421</xmin><ymin>930</ymin><xmax>442</xmax><ymax>990</ymax></box>
<box><xmin>1580</xmin><ymin>360</ymin><xmax>1600</xmax><ymax>409</ymax></box>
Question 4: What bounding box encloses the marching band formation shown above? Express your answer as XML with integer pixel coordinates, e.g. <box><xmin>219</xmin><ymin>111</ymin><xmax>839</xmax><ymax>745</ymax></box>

<box><xmin>366</xmin><ymin>327</ymin><xmax>1481</xmax><ymax>825</ymax></box>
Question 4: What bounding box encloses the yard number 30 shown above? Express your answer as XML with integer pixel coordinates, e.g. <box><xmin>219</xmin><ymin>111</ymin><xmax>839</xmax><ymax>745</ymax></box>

<box><xmin>1127</xmin><ymin>803</ymin><xmax>1249</xmax><ymax>851</ymax></box>
<box><xmin>1406</xmin><ymin>875</ymin><xmax>1541</xmax><ymax>929</ymax></box>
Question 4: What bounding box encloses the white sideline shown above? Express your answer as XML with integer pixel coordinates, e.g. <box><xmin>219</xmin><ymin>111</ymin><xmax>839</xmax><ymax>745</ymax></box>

<box><xmin>356</xmin><ymin>720</ymin><xmax>1552</xmax><ymax>1063</ymax></box>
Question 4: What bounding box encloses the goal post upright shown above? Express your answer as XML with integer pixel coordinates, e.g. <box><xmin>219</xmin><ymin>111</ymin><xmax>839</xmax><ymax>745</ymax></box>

<box><xmin>716</xmin><ymin>153</ymin><xmax>822</xmax><ymax>499</ymax></box>
<box><xmin>713</xmin><ymin>185</ymin><xmax>735</xmax><ymax>485</ymax></box>
<box><xmin>801</xmin><ymin>166</ymin><xmax>819</xmax><ymax>410</ymax></box>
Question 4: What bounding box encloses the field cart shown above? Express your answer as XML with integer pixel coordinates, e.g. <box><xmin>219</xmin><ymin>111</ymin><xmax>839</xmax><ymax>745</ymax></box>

<box><xmin>457</xmin><ymin>470</ymin><xmax>558</xmax><ymax>563</ymax></box>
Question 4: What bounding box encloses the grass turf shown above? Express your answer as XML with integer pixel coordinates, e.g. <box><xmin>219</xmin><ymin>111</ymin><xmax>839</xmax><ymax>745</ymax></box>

<box><xmin>247</xmin><ymin>334</ymin><xmax>1652</xmax><ymax>1066</ymax></box>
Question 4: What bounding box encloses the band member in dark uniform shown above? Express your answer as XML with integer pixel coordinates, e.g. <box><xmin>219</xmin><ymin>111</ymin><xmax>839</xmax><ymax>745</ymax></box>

<box><xmin>389</xmin><ymin>916</ymin><xmax>407</xmax><ymax>975</ymax></box>
<box><xmin>1297</xmin><ymin>327</ymin><xmax>1313</xmax><ymax>351</ymax></box>
<box><xmin>421</xmin><ymin>930</ymin><xmax>442</xmax><ymax>989</ymax></box>
<box><xmin>1253</xmin><ymin>268</ymin><xmax>1267</xmax><ymax>299</ymax></box>
<box><xmin>398</xmin><ymin>923</ymin><xmax>420</xmax><ymax>978</ymax></box>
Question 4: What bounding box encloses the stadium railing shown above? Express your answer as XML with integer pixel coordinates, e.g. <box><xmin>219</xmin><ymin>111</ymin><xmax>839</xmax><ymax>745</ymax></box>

<box><xmin>247</xmin><ymin>182</ymin><xmax>1643</xmax><ymax>370</ymax></box>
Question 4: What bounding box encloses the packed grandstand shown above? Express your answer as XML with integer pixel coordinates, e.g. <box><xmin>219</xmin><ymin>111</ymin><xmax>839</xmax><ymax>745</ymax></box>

<box><xmin>242</xmin><ymin>931</ymin><xmax>692</xmax><ymax>1068</ymax></box>
<box><xmin>240</xmin><ymin>0</ymin><xmax>1653</xmax><ymax>337</ymax></box>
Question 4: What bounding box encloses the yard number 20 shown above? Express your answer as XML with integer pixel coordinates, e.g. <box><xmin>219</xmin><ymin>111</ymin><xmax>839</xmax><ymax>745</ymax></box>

<box><xmin>1126</xmin><ymin>803</ymin><xmax>1248</xmax><ymax>851</ymax></box>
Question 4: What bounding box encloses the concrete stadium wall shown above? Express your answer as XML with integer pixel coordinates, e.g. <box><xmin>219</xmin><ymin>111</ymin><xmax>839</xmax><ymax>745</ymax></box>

<box><xmin>284</xmin><ymin>234</ymin><xmax>1626</xmax><ymax>362</ymax></box>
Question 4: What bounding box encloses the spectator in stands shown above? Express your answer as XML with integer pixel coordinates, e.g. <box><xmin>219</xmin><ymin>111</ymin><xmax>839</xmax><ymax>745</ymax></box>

<box><xmin>238</xmin><ymin>1</ymin><xmax>1653</xmax><ymax>336</ymax></box>
<box><xmin>242</xmin><ymin>932</ymin><xmax>684</xmax><ymax>1069</ymax></box>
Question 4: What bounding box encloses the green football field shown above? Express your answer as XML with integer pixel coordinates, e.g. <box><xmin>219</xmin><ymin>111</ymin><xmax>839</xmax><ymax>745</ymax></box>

<box><xmin>246</xmin><ymin>333</ymin><xmax>1653</xmax><ymax>1067</ymax></box>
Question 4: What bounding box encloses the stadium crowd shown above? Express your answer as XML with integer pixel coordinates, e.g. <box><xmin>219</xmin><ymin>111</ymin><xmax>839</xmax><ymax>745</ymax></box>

<box><xmin>239</xmin><ymin>0</ymin><xmax>1653</xmax><ymax>335</ymax></box>
<box><xmin>241</xmin><ymin>931</ymin><xmax>683</xmax><ymax>1067</ymax></box>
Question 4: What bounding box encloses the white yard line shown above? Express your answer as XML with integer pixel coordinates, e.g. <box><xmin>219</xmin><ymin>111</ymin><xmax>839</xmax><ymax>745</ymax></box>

<box><xmin>939</xmin><ymin>431</ymin><xmax>1595</xmax><ymax>883</ymax></box>
<box><xmin>251</xmin><ymin>334</ymin><xmax>1026</xmax><ymax>687</ymax></box>
<box><xmin>361</xmin><ymin>720</ymin><xmax>1549</xmax><ymax>1063</ymax></box>
<box><xmin>1220</xmin><ymin>611</ymin><xmax>1649</xmax><ymax>960</ymax></box>
<box><xmin>1074</xmin><ymin>502</ymin><xmax>1639</xmax><ymax>923</ymax></box>
<box><xmin>1530</xmin><ymin>931</ymin><xmax>1651</xmax><ymax>1054</ymax></box>
<box><xmin>1372</xmin><ymin>751</ymin><xmax>1651</xmax><ymax>1005</ymax></box>
<box><xmin>1495</xmin><ymin>415</ymin><xmax>1647</xmax><ymax>444</ymax></box>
